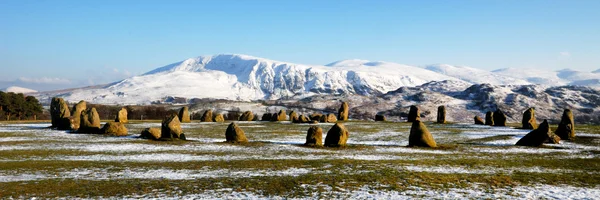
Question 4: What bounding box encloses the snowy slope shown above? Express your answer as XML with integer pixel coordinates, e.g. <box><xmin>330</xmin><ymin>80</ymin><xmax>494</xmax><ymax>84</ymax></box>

<box><xmin>40</xmin><ymin>54</ymin><xmax>467</xmax><ymax>104</ymax></box>
<box><xmin>2</xmin><ymin>86</ymin><xmax>38</xmax><ymax>94</ymax></box>
<box><xmin>423</xmin><ymin>64</ymin><xmax>530</xmax><ymax>85</ymax></box>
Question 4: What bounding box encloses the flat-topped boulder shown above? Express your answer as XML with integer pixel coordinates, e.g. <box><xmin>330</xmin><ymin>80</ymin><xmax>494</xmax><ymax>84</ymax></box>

<box><xmin>324</xmin><ymin>123</ymin><xmax>349</xmax><ymax>147</ymax></box>
<box><xmin>408</xmin><ymin>120</ymin><xmax>437</xmax><ymax>148</ymax></box>
<box><xmin>225</xmin><ymin>122</ymin><xmax>248</xmax><ymax>143</ymax></box>
<box><xmin>102</xmin><ymin>122</ymin><xmax>128</xmax><ymax>136</ymax></box>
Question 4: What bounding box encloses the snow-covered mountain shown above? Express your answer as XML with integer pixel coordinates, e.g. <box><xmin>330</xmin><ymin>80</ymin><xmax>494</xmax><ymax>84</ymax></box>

<box><xmin>36</xmin><ymin>54</ymin><xmax>466</xmax><ymax>104</ymax></box>
<box><xmin>2</xmin><ymin>86</ymin><xmax>38</xmax><ymax>94</ymax></box>
<box><xmin>424</xmin><ymin>64</ymin><xmax>530</xmax><ymax>85</ymax></box>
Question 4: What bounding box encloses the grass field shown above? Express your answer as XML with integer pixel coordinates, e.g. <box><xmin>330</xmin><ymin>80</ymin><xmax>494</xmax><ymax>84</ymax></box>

<box><xmin>0</xmin><ymin>120</ymin><xmax>599</xmax><ymax>199</ymax></box>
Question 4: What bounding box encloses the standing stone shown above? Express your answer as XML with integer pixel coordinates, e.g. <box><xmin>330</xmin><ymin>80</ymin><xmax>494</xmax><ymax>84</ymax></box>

<box><xmin>521</xmin><ymin>108</ymin><xmax>537</xmax><ymax>129</ymax></box>
<box><xmin>289</xmin><ymin>111</ymin><xmax>298</xmax><ymax>122</ymax></box>
<box><xmin>253</xmin><ymin>114</ymin><xmax>259</xmax><ymax>121</ymax></box>
<box><xmin>79</xmin><ymin>108</ymin><xmax>101</xmax><ymax>133</ymax></box>
<box><xmin>375</xmin><ymin>114</ymin><xmax>386</xmax><ymax>121</ymax></box>
<box><xmin>516</xmin><ymin>120</ymin><xmax>557</xmax><ymax>147</ymax></box>
<box><xmin>408</xmin><ymin>121</ymin><xmax>437</xmax><ymax>148</ymax></box>
<box><xmin>338</xmin><ymin>102</ymin><xmax>349</xmax><ymax>121</ymax></box>
<box><xmin>101</xmin><ymin>122</ymin><xmax>128</xmax><ymax>136</ymax></box>
<box><xmin>115</xmin><ymin>107</ymin><xmax>128</xmax><ymax>123</ymax></box>
<box><xmin>305</xmin><ymin>126</ymin><xmax>323</xmax><ymax>146</ymax></box>
<box><xmin>140</xmin><ymin>127</ymin><xmax>161</xmax><ymax>140</ymax></box>
<box><xmin>213</xmin><ymin>113</ymin><xmax>225</xmax><ymax>122</ymax></box>
<box><xmin>294</xmin><ymin>115</ymin><xmax>310</xmax><ymax>123</ymax></box>
<box><xmin>200</xmin><ymin>110</ymin><xmax>214</xmax><ymax>122</ymax></box>
<box><xmin>161</xmin><ymin>114</ymin><xmax>183</xmax><ymax>139</ymax></box>
<box><xmin>239</xmin><ymin>111</ymin><xmax>254</xmax><ymax>121</ymax></box>
<box><xmin>261</xmin><ymin>113</ymin><xmax>272</xmax><ymax>121</ymax></box>
<box><xmin>310</xmin><ymin>113</ymin><xmax>323</xmax><ymax>121</ymax></box>
<box><xmin>225</xmin><ymin>122</ymin><xmax>248</xmax><ymax>143</ymax></box>
<box><xmin>474</xmin><ymin>116</ymin><xmax>485</xmax><ymax>125</ymax></box>
<box><xmin>324</xmin><ymin>123</ymin><xmax>349</xmax><ymax>147</ymax></box>
<box><xmin>493</xmin><ymin>109</ymin><xmax>507</xmax><ymax>127</ymax></box>
<box><xmin>320</xmin><ymin>114</ymin><xmax>337</xmax><ymax>123</ymax></box>
<box><xmin>269</xmin><ymin>113</ymin><xmax>278</xmax><ymax>121</ymax></box>
<box><xmin>178</xmin><ymin>106</ymin><xmax>191</xmax><ymax>123</ymax></box>
<box><xmin>70</xmin><ymin>100</ymin><xmax>86</xmax><ymax>130</ymax></box>
<box><xmin>437</xmin><ymin>106</ymin><xmax>446</xmax><ymax>124</ymax></box>
<box><xmin>555</xmin><ymin>109</ymin><xmax>575</xmax><ymax>140</ymax></box>
<box><xmin>275</xmin><ymin>110</ymin><xmax>287</xmax><ymax>121</ymax></box>
<box><xmin>407</xmin><ymin>105</ymin><xmax>421</xmax><ymax>123</ymax></box>
<box><xmin>50</xmin><ymin>97</ymin><xmax>71</xmax><ymax>128</ymax></box>
<box><xmin>485</xmin><ymin>111</ymin><xmax>494</xmax><ymax>126</ymax></box>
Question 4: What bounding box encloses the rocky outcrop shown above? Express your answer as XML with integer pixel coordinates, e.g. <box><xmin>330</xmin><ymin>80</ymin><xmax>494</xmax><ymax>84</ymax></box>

<box><xmin>225</xmin><ymin>122</ymin><xmax>248</xmax><ymax>143</ymax></box>
<box><xmin>140</xmin><ymin>127</ymin><xmax>161</xmax><ymax>140</ymax></box>
<box><xmin>304</xmin><ymin>126</ymin><xmax>323</xmax><ymax>146</ymax></box>
<box><xmin>324</xmin><ymin>123</ymin><xmax>349</xmax><ymax>147</ymax></box>
<box><xmin>521</xmin><ymin>108</ymin><xmax>537</xmax><ymax>129</ymax></box>
<box><xmin>493</xmin><ymin>109</ymin><xmax>507</xmax><ymax>127</ymax></box>
<box><xmin>407</xmin><ymin>105</ymin><xmax>421</xmax><ymax>122</ymax></box>
<box><xmin>102</xmin><ymin>122</ymin><xmax>127</xmax><ymax>136</ymax></box>
<box><xmin>115</xmin><ymin>107</ymin><xmax>128</xmax><ymax>123</ymax></box>
<box><xmin>516</xmin><ymin>120</ymin><xmax>554</xmax><ymax>147</ymax></box>
<box><xmin>555</xmin><ymin>109</ymin><xmax>575</xmax><ymax>140</ymax></box>
<box><xmin>79</xmin><ymin>108</ymin><xmax>101</xmax><ymax>133</ymax></box>
<box><xmin>408</xmin><ymin>120</ymin><xmax>437</xmax><ymax>147</ymax></box>
<box><xmin>485</xmin><ymin>111</ymin><xmax>494</xmax><ymax>126</ymax></box>
<box><xmin>70</xmin><ymin>100</ymin><xmax>86</xmax><ymax>130</ymax></box>
<box><xmin>213</xmin><ymin>113</ymin><xmax>225</xmax><ymax>122</ymax></box>
<box><xmin>161</xmin><ymin>114</ymin><xmax>183</xmax><ymax>139</ymax></box>
<box><xmin>50</xmin><ymin>97</ymin><xmax>71</xmax><ymax>129</ymax></box>
<box><xmin>338</xmin><ymin>102</ymin><xmax>349</xmax><ymax>121</ymax></box>
<box><xmin>200</xmin><ymin>110</ymin><xmax>214</xmax><ymax>122</ymax></box>
<box><xmin>474</xmin><ymin>116</ymin><xmax>484</xmax><ymax>125</ymax></box>
<box><xmin>239</xmin><ymin>111</ymin><xmax>254</xmax><ymax>121</ymax></box>
<box><xmin>375</xmin><ymin>114</ymin><xmax>386</xmax><ymax>121</ymax></box>
<box><xmin>178</xmin><ymin>106</ymin><xmax>191</xmax><ymax>123</ymax></box>
<box><xmin>437</xmin><ymin>106</ymin><xmax>446</xmax><ymax>124</ymax></box>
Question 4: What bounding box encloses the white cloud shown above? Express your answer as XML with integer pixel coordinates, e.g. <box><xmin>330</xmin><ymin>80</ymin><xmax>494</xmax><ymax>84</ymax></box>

<box><xmin>18</xmin><ymin>77</ymin><xmax>71</xmax><ymax>84</ymax></box>
<box><xmin>559</xmin><ymin>51</ymin><xmax>571</xmax><ymax>57</ymax></box>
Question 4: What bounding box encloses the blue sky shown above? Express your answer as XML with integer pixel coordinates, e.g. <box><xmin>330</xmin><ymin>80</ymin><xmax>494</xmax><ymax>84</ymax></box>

<box><xmin>1</xmin><ymin>0</ymin><xmax>599</xmax><ymax>91</ymax></box>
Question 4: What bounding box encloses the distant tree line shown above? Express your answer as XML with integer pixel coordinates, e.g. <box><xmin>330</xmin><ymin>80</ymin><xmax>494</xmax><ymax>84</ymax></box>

<box><xmin>0</xmin><ymin>92</ymin><xmax>43</xmax><ymax>121</ymax></box>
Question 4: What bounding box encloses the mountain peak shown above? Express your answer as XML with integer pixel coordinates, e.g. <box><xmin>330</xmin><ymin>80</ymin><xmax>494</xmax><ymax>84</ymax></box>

<box><xmin>2</xmin><ymin>86</ymin><xmax>38</xmax><ymax>94</ymax></box>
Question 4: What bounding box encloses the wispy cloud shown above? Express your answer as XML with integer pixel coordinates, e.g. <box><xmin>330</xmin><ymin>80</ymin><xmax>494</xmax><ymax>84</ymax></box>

<box><xmin>18</xmin><ymin>77</ymin><xmax>71</xmax><ymax>84</ymax></box>
<box><xmin>559</xmin><ymin>51</ymin><xmax>571</xmax><ymax>57</ymax></box>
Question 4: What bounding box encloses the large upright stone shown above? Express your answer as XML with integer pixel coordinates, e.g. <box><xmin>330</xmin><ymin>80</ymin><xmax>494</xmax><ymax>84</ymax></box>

<box><xmin>79</xmin><ymin>108</ymin><xmax>101</xmax><ymax>133</ymax></box>
<box><xmin>555</xmin><ymin>109</ymin><xmax>575</xmax><ymax>140</ymax></box>
<box><xmin>161</xmin><ymin>114</ymin><xmax>183</xmax><ymax>139</ymax></box>
<box><xmin>239</xmin><ymin>111</ymin><xmax>254</xmax><ymax>121</ymax></box>
<box><xmin>115</xmin><ymin>107</ymin><xmax>128</xmax><ymax>123</ymax></box>
<box><xmin>50</xmin><ymin>97</ymin><xmax>71</xmax><ymax>128</ymax></box>
<box><xmin>305</xmin><ymin>126</ymin><xmax>323</xmax><ymax>146</ymax></box>
<box><xmin>493</xmin><ymin>109</ymin><xmax>507</xmax><ymax>127</ymax></box>
<box><xmin>225</xmin><ymin>122</ymin><xmax>248</xmax><ymax>143</ymax></box>
<box><xmin>407</xmin><ymin>105</ymin><xmax>420</xmax><ymax>123</ymax></box>
<box><xmin>338</xmin><ymin>102</ymin><xmax>349</xmax><ymax>121</ymax></box>
<box><xmin>521</xmin><ymin>108</ymin><xmax>537</xmax><ymax>129</ymax></box>
<box><xmin>408</xmin><ymin>121</ymin><xmax>437</xmax><ymax>148</ymax></box>
<box><xmin>213</xmin><ymin>113</ymin><xmax>225</xmax><ymax>122</ymax></box>
<box><xmin>178</xmin><ymin>106</ymin><xmax>191</xmax><ymax>123</ymax></box>
<box><xmin>274</xmin><ymin>110</ymin><xmax>287</xmax><ymax>121</ymax></box>
<box><xmin>437</xmin><ymin>106</ymin><xmax>446</xmax><ymax>124</ymax></box>
<box><xmin>485</xmin><ymin>111</ymin><xmax>494</xmax><ymax>126</ymax></box>
<box><xmin>102</xmin><ymin>122</ymin><xmax>128</xmax><ymax>136</ymax></box>
<box><xmin>289</xmin><ymin>111</ymin><xmax>298</xmax><ymax>122</ymax></box>
<box><xmin>70</xmin><ymin>100</ymin><xmax>86</xmax><ymax>130</ymax></box>
<box><xmin>200</xmin><ymin>110</ymin><xmax>214</xmax><ymax>122</ymax></box>
<box><xmin>375</xmin><ymin>114</ymin><xmax>386</xmax><ymax>121</ymax></box>
<box><xmin>516</xmin><ymin>120</ymin><xmax>556</xmax><ymax>147</ymax></box>
<box><xmin>324</xmin><ymin>123</ymin><xmax>349</xmax><ymax>147</ymax></box>
<box><xmin>474</xmin><ymin>116</ymin><xmax>485</xmax><ymax>125</ymax></box>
